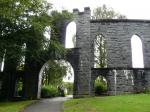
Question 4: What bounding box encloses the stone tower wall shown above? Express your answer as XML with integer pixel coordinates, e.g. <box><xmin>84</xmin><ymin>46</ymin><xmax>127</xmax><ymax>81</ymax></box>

<box><xmin>73</xmin><ymin>7</ymin><xmax>92</xmax><ymax>97</ymax></box>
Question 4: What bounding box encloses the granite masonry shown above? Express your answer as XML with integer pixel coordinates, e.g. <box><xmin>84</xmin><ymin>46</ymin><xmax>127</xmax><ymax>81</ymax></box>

<box><xmin>69</xmin><ymin>7</ymin><xmax>150</xmax><ymax>97</ymax></box>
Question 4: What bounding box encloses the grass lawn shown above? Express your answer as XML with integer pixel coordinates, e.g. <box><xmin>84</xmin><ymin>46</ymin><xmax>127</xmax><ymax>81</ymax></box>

<box><xmin>64</xmin><ymin>94</ymin><xmax>150</xmax><ymax>112</ymax></box>
<box><xmin>0</xmin><ymin>100</ymin><xmax>35</xmax><ymax>112</ymax></box>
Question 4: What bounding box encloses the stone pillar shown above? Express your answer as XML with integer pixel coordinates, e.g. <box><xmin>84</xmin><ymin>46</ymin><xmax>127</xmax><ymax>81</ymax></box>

<box><xmin>73</xmin><ymin>7</ymin><xmax>92</xmax><ymax>97</ymax></box>
<box><xmin>143</xmin><ymin>70</ymin><xmax>150</xmax><ymax>90</ymax></box>
<box><xmin>133</xmin><ymin>70</ymin><xmax>144</xmax><ymax>93</ymax></box>
<box><xmin>126</xmin><ymin>70</ymin><xmax>134</xmax><ymax>93</ymax></box>
<box><xmin>107</xmin><ymin>70</ymin><xmax>117</xmax><ymax>95</ymax></box>
<box><xmin>69</xmin><ymin>49</ymin><xmax>81</xmax><ymax>97</ymax></box>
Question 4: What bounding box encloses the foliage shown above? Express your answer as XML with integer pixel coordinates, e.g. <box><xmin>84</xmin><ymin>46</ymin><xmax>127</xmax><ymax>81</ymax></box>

<box><xmin>58</xmin><ymin>85</ymin><xmax>65</xmax><ymax>97</ymax></box>
<box><xmin>0</xmin><ymin>0</ymin><xmax>73</xmax><ymax>100</ymax></box>
<box><xmin>94</xmin><ymin>34</ymin><xmax>107</xmax><ymax>68</ymax></box>
<box><xmin>95</xmin><ymin>76</ymin><xmax>107</xmax><ymax>95</ymax></box>
<box><xmin>0</xmin><ymin>1</ymin><xmax>72</xmax><ymax>64</ymax></box>
<box><xmin>93</xmin><ymin>4</ymin><xmax>126</xmax><ymax>19</ymax></box>
<box><xmin>64</xmin><ymin>94</ymin><xmax>150</xmax><ymax>112</ymax></box>
<box><xmin>0</xmin><ymin>100</ymin><xmax>34</xmax><ymax>112</ymax></box>
<box><xmin>0</xmin><ymin>0</ymin><xmax>51</xmax><ymax>61</ymax></box>
<box><xmin>63</xmin><ymin>82</ymin><xmax>73</xmax><ymax>95</ymax></box>
<box><xmin>42</xmin><ymin>60</ymin><xmax>68</xmax><ymax>86</ymax></box>
<box><xmin>142</xmin><ymin>89</ymin><xmax>150</xmax><ymax>94</ymax></box>
<box><xmin>41</xmin><ymin>84</ymin><xmax>66</xmax><ymax>98</ymax></box>
<box><xmin>16</xmin><ymin>78</ymin><xmax>23</xmax><ymax>97</ymax></box>
<box><xmin>41</xmin><ymin>85</ymin><xmax>59</xmax><ymax>98</ymax></box>
<box><xmin>30</xmin><ymin>9</ymin><xmax>73</xmax><ymax>90</ymax></box>
<box><xmin>50</xmin><ymin>10</ymin><xmax>73</xmax><ymax>41</ymax></box>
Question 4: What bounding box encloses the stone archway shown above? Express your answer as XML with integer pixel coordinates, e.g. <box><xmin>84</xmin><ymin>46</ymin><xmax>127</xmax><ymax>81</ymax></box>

<box><xmin>91</xmin><ymin>68</ymin><xmax>110</xmax><ymax>96</ymax></box>
<box><xmin>94</xmin><ymin>75</ymin><xmax>108</xmax><ymax>96</ymax></box>
<box><xmin>37</xmin><ymin>59</ymin><xmax>75</xmax><ymax>99</ymax></box>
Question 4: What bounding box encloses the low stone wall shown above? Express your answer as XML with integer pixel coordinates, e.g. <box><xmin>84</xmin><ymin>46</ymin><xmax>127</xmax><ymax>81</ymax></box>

<box><xmin>91</xmin><ymin>68</ymin><xmax>150</xmax><ymax>96</ymax></box>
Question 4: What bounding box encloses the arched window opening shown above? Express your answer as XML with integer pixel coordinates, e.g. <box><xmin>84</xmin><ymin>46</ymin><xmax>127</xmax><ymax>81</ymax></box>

<box><xmin>38</xmin><ymin>60</ymin><xmax>74</xmax><ymax>98</ymax></box>
<box><xmin>94</xmin><ymin>34</ymin><xmax>107</xmax><ymax>68</ymax></box>
<box><xmin>65</xmin><ymin>22</ymin><xmax>76</xmax><ymax>48</ymax></box>
<box><xmin>94</xmin><ymin>76</ymin><xmax>107</xmax><ymax>96</ymax></box>
<box><xmin>14</xmin><ymin>77</ymin><xmax>23</xmax><ymax>97</ymax></box>
<box><xmin>131</xmin><ymin>35</ymin><xmax>144</xmax><ymax>68</ymax></box>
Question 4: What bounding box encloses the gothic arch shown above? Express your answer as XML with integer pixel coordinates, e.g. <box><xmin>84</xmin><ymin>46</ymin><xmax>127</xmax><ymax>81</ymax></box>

<box><xmin>93</xmin><ymin>33</ymin><xmax>107</xmax><ymax>68</ymax></box>
<box><xmin>37</xmin><ymin>59</ymin><xmax>75</xmax><ymax>99</ymax></box>
<box><xmin>131</xmin><ymin>34</ymin><xmax>144</xmax><ymax>68</ymax></box>
<box><xmin>65</xmin><ymin>21</ymin><xmax>76</xmax><ymax>48</ymax></box>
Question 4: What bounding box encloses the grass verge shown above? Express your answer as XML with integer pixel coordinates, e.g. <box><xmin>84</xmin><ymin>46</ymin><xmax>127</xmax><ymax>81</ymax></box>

<box><xmin>64</xmin><ymin>94</ymin><xmax>150</xmax><ymax>112</ymax></box>
<box><xmin>0</xmin><ymin>100</ymin><xmax>35</xmax><ymax>112</ymax></box>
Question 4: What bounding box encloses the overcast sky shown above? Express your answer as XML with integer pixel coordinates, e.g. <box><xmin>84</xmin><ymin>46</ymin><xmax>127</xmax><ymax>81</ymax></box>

<box><xmin>48</xmin><ymin>0</ymin><xmax>150</xmax><ymax>19</ymax></box>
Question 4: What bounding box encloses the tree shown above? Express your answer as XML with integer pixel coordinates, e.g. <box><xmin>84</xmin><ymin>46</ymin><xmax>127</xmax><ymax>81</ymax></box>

<box><xmin>0</xmin><ymin>0</ymin><xmax>54</xmax><ymax>100</ymax></box>
<box><xmin>94</xmin><ymin>34</ymin><xmax>107</xmax><ymax>68</ymax></box>
<box><xmin>93</xmin><ymin>5</ymin><xmax>126</xmax><ymax>19</ymax></box>
<box><xmin>0</xmin><ymin>0</ymin><xmax>73</xmax><ymax>100</ymax></box>
<box><xmin>93</xmin><ymin>5</ymin><xmax>126</xmax><ymax>68</ymax></box>
<box><xmin>40</xmin><ymin>10</ymin><xmax>73</xmax><ymax>86</ymax></box>
<box><xmin>0</xmin><ymin>0</ymin><xmax>52</xmax><ymax>70</ymax></box>
<box><xmin>50</xmin><ymin>10</ymin><xmax>73</xmax><ymax>44</ymax></box>
<box><xmin>42</xmin><ymin>60</ymin><xmax>68</xmax><ymax>86</ymax></box>
<box><xmin>22</xmin><ymin>9</ymin><xmax>73</xmax><ymax>99</ymax></box>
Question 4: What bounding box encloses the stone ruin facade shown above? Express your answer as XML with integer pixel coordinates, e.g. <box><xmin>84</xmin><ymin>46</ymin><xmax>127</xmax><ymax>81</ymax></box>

<box><xmin>1</xmin><ymin>7</ymin><xmax>150</xmax><ymax>99</ymax></box>
<box><xmin>68</xmin><ymin>7</ymin><xmax>150</xmax><ymax>97</ymax></box>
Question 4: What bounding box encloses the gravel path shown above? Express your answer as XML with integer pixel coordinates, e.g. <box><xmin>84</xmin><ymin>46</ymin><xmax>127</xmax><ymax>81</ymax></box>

<box><xmin>23</xmin><ymin>96</ymin><xmax>72</xmax><ymax>112</ymax></box>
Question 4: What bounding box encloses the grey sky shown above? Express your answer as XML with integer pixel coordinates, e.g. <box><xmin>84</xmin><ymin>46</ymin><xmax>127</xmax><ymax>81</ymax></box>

<box><xmin>48</xmin><ymin>0</ymin><xmax>150</xmax><ymax>19</ymax></box>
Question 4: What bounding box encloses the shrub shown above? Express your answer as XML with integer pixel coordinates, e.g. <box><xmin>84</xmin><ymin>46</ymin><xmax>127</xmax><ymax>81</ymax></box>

<box><xmin>95</xmin><ymin>76</ymin><xmax>107</xmax><ymax>96</ymax></box>
<box><xmin>63</xmin><ymin>82</ymin><xmax>73</xmax><ymax>95</ymax></box>
<box><xmin>41</xmin><ymin>85</ymin><xmax>59</xmax><ymax>98</ymax></box>
<box><xmin>95</xmin><ymin>84</ymin><xmax>107</xmax><ymax>95</ymax></box>
<box><xmin>58</xmin><ymin>86</ymin><xmax>65</xmax><ymax>97</ymax></box>
<box><xmin>143</xmin><ymin>89</ymin><xmax>150</xmax><ymax>94</ymax></box>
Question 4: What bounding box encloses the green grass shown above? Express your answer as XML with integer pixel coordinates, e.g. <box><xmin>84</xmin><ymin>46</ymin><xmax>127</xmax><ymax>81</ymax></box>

<box><xmin>0</xmin><ymin>100</ymin><xmax>35</xmax><ymax>112</ymax></box>
<box><xmin>64</xmin><ymin>94</ymin><xmax>150</xmax><ymax>112</ymax></box>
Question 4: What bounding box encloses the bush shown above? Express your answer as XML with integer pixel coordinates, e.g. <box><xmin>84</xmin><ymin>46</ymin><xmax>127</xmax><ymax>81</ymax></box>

<box><xmin>41</xmin><ymin>85</ymin><xmax>59</xmax><ymax>98</ymax></box>
<box><xmin>143</xmin><ymin>89</ymin><xmax>150</xmax><ymax>94</ymax></box>
<box><xmin>95</xmin><ymin>84</ymin><xmax>107</xmax><ymax>95</ymax></box>
<box><xmin>63</xmin><ymin>82</ymin><xmax>73</xmax><ymax>95</ymax></box>
<box><xmin>95</xmin><ymin>76</ymin><xmax>107</xmax><ymax>96</ymax></box>
<box><xmin>58</xmin><ymin>86</ymin><xmax>65</xmax><ymax>97</ymax></box>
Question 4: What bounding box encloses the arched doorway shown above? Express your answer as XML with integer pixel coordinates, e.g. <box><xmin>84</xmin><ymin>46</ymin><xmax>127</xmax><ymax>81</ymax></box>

<box><xmin>131</xmin><ymin>35</ymin><xmax>144</xmax><ymax>68</ymax></box>
<box><xmin>94</xmin><ymin>76</ymin><xmax>108</xmax><ymax>96</ymax></box>
<box><xmin>38</xmin><ymin>59</ymin><xmax>74</xmax><ymax>98</ymax></box>
<box><xmin>65</xmin><ymin>21</ymin><xmax>76</xmax><ymax>48</ymax></box>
